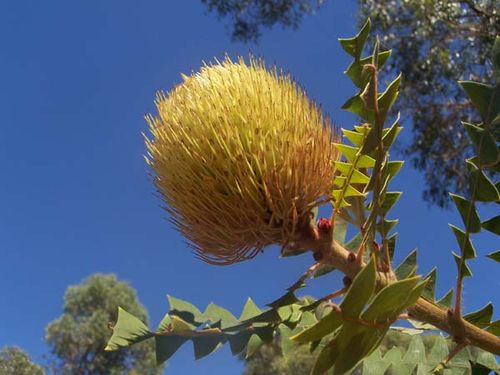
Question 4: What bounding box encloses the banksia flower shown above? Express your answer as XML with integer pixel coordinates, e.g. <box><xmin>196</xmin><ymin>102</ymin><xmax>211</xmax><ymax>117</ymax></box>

<box><xmin>145</xmin><ymin>57</ymin><xmax>338</xmax><ymax>265</ymax></box>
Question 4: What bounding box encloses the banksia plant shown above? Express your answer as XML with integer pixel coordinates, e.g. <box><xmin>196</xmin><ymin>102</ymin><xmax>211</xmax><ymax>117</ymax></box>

<box><xmin>108</xmin><ymin>24</ymin><xmax>500</xmax><ymax>374</ymax></box>
<box><xmin>145</xmin><ymin>57</ymin><xmax>338</xmax><ymax>265</ymax></box>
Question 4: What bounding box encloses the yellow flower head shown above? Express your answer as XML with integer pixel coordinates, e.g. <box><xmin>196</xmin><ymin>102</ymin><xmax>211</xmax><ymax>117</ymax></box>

<box><xmin>145</xmin><ymin>57</ymin><xmax>338</xmax><ymax>265</ymax></box>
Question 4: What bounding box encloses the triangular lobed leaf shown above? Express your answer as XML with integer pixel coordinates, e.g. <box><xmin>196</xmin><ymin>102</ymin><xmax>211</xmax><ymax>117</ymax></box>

<box><xmin>395</xmin><ymin>250</ymin><xmax>417</xmax><ymax>280</ymax></box>
<box><xmin>105</xmin><ymin>307</ymin><xmax>152</xmax><ymax>351</ymax></box>
<box><xmin>449</xmin><ymin>193</ymin><xmax>481</xmax><ymax>233</ymax></box>
<box><xmin>459</xmin><ymin>81</ymin><xmax>499</xmax><ymax>122</ymax></box>
<box><xmin>338</xmin><ymin>18</ymin><xmax>371</xmax><ymax>58</ymax></box>
<box><xmin>449</xmin><ymin>224</ymin><xmax>477</xmax><ymax>259</ymax></box>
<box><xmin>463</xmin><ymin>303</ymin><xmax>493</xmax><ymax>326</ymax></box>
<box><xmin>462</xmin><ymin>122</ymin><xmax>499</xmax><ymax>166</ymax></box>
<box><xmin>486</xmin><ymin>251</ymin><xmax>500</xmax><ymax>262</ymax></box>
<box><xmin>481</xmin><ymin>215</ymin><xmax>500</xmax><ymax>235</ymax></box>
<box><xmin>363</xmin><ymin>276</ymin><xmax>421</xmax><ymax>321</ymax></box>
<box><xmin>452</xmin><ymin>252</ymin><xmax>473</xmax><ymax>278</ymax></box>
<box><xmin>341</xmin><ymin>259</ymin><xmax>377</xmax><ymax>317</ymax></box>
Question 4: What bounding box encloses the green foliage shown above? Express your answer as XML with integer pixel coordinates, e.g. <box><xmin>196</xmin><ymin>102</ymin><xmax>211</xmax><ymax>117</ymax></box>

<box><xmin>104</xmin><ymin>19</ymin><xmax>500</xmax><ymax>375</ymax></box>
<box><xmin>360</xmin><ymin>0</ymin><xmax>500</xmax><ymax>207</ymax></box>
<box><xmin>0</xmin><ymin>347</ymin><xmax>45</xmax><ymax>375</ymax></box>
<box><xmin>46</xmin><ymin>274</ymin><xmax>161</xmax><ymax>375</ymax></box>
<box><xmin>201</xmin><ymin>0</ymin><xmax>323</xmax><ymax>42</ymax></box>
<box><xmin>447</xmin><ymin>36</ymin><xmax>500</xmax><ymax>284</ymax></box>
<box><xmin>359</xmin><ymin>332</ymin><xmax>499</xmax><ymax>375</ymax></box>
<box><xmin>244</xmin><ymin>331</ymin><xmax>500</xmax><ymax>375</ymax></box>
<box><xmin>244</xmin><ymin>341</ymin><xmax>316</xmax><ymax>375</ymax></box>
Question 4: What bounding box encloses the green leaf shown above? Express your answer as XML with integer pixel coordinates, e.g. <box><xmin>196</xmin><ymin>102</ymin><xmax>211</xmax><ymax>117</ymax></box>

<box><xmin>436</xmin><ymin>289</ymin><xmax>454</xmax><ymax>309</ymax></box>
<box><xmin>449</xmin><ymin>193</ymin><xmax>481</xmax><ymax>233</ymax></box>
<box><xmin>311</xmin><ymin>339</ymin><xmax>338</xmax><ymax>375</ymax></box>
<box><xmin>345</xmin><ymin>50</ymin><xmax>392</xmax><ymax>88</ymax></box>
<box><xmin>421</xmin><ymin>268</ymin><xmax>437</xmax><ymax>300</ymax></box>
<box><xmin>426</xmin><ymin>336</ymin><xmax>449</xmax><ymax>366</ymax></box>
<box><xmin>395</xmin><ymin>250</ymin><xmax>418</xmax><ymax>280</ymax></box>
<box><xmin>338</xmin><ymin>18</ymin><xmax>371</xmax><ymax>58</ymax></box>
<box><xmin>341</xmin><ymin>94</ymin><xmax>374</xmax><ymax>121</ymax></box>
<box><xmin>493</xmin><ymin>36</ymin><xmax>500</xmax><ymax>82</ymax></box>
<box><xmin>449</xmin><ymin>224</ymin><xmax>477</xmax><ymax>259</ymax></box>
<box><xmin>363</xmin><ymin>276</ymin><xmax>421</xmax><ymax>321</ymax></box>
<box><xmin>239</xmin><ymin>298</ymin><xmax>262</xmax><ymax>321</ymax></box>
<box><xmin>333</xmin><ymin>215</ymin><xmax>348</xmax><ymax>244</ymax></box>
<box><xmin>228</xmin><ymin>331</ymin><xmax>252</xmax><ymax>356</ymax></box>
<box><xmin>155</xmin><ymin>335</ymin><xmax>188</xmax><ymax>365</ymax></box>
<box><xmin>486</xmin><ymin>320</ymin><xmax>500</xmax><ymax>335</ymax></box>
<box><xmin>377</xmin><ymin>73</ymin><xmax>402</xmax><ymax>123</ymax></box>
<box><xmin>170</xmin><ymin>315</ymin><xmax>195</xmax><ymax>332</ymax></box>
<box><xmin>345</xmin><ymin>232</ymin><xmax>362</xmax><ymax>252</ymax></box>
<box><xmin>342</xmin><ymin>128</ymin><xmax>364</xmax><ymax>147</ymax></box>
<box><xmin>334</xmin><ymin>161</ymin><xmax>372</xmax><ymax>183</ymax></box>
<box><xmin>245</xmin><ymin>334</ymin><xmax>263</xmax><ymax>359</ymax></box>
<box><xmin>460</xmin><ymin>81</ymin><xmax>499</xmax><ymax>122</ymax></box>
<box><xmin>464</xmin><ymin>303</ymin><xmax>493</xmax><ymax>326</ymax></box>
<box><xmin>334</xmin><ymin>327</ymin><xmax>386</xmax><ymax>375</ymax></box>
<box><xmin>105</xmin><ymin>307</ymin><xmax>152</xmax><ymax>351</ymax></box>
<box><xmin>333</xmin><ymin>185</ymin><xmax>365</xmax><ymax>200</ymax></box>
<box><xmin>382</xmin><ymin>114</ymin><xmax>402</xmax><ymax>149</ymax></box>
<box><xmin>341</xmin><ymin>259</ymin><xmax>377</xmax><ymax>317</ymax></box>
<box><xmin>384</xmin><ymin>161</ymin><xmax>404</xmax><ymax>180</ymax></box>
<box><xmin>387</xmin><ymin>233</ymin><xmax>397</xmax><ymax>261</ymax></box>
<box><xmin>403</xmin><ymin>335</ymin><xmax>426</xmax><ymax>363</ymax></box>
<box><xmin>472</xmin><ymin>168</ymin><xmax>500</xmax><ymax>202</ymax></box>
<box><xmin>360</xmin><ymin>122</ymin><xmax>380</xmax><ymax>155</ymax></box>
<box><xmin>193</xmin><ymin>333</ymin><xmax>225</xmax><ymax>359</ymax></box>
<box><xmin>463</xmin><ymin>122</ymin><xmax>499</xmax><ymax>166</ymax></box>
<box><xmin>399</xmin><ymin>281</ymin><xmax>428</xmax><ymax>311</ymax></box>
<box><xmin>486</xmin><ymin>251</ymin><xmax>500</xmax><ymax>262</ymax></box>
<box><xmin>203</xmin><ymin>303</ymin><xmax>238</xmax><ymax>329</ymax></box>
<box><xmin>267</xmin><ymin>291</ymin><xmax>299</xmax><ymax>309</ymax></box>
<box><xmin>452</xmin><ymin>252</ymin><xmax>473</xmax><ymax>277</ymax></box>
<box><xmin>381</xmin><ymin>192</ymin><xmax>402</xmax><ymax>214</ymax></box>
<box><xmin>334</xmin><ymin>143</ymin><xmax>358</xmax><ymax>161</ymax></box>
<box><xmin>313</xmin><ymin>264</ymin><xmax>336</xmax><ymax>279</ymax></box>
<box><xmin>156</xmin><ymin>313</ymin><xmax>172</xmax><ymax>332</ymax></box>
<box><xmin>290</xmin><ymin>309</ymin><xmax>343</xmax><ymax>343</ymax></box>
<box><xmin>481</xmin><ymin>215</ymin><xmax>500</xmax><ymax>235</ymax></box>
<box><xmin>334</xmin><ymin>143</ymin><xmax>375</xmax><ymax>168</ymax></box>
<box><xmin>167</xmin><ymin>295</ymin><xmax>204</xmax><ymax>326</ymax></box>
<box><xmin>377</xmin><ymin>219</ymin><xmax>399</xmax><ymax>237</ymax></box>
<box><xmin>492</xmin><ymin>35</ymin><xmax>500</xmax><ymax>83</ymax></box>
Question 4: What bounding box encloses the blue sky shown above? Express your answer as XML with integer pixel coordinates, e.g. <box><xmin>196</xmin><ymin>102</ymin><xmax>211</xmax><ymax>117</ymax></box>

<box><xmin>0</xmin><ymin>0</ymin><xmax>497</xmax><ymax>374</ymax></box>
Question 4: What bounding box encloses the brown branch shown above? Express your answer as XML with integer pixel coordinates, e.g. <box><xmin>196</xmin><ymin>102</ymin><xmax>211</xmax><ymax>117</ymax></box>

<box><xmin>293</xmin><ymin>225</ymin><xmax>500</xmax><ymax>356</ymax></box>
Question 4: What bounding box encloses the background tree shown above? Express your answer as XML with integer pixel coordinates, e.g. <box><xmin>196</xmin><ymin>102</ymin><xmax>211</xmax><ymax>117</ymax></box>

<box><xmin>0</xmin><ymin>347</ymin><xmax>45</xmax><ymax>375</ymax></box>
<box><xmin>202</xmin><ymin>0</ymin><xmax>500</xmax><ymax>206</ymax></box>
<box><xmin>243</xmin><ymin>342</ymin><xmax>314</xmax><ymax>375</ymax></box>
<box><xmin>359</xmin><ymin>0</ymin><xmax>499</xmax><ymax>206</ymax></box>
<box><xmin>45</xmin><ymin>274</ymin><xmax>162</xmax><ymax>375</ymax></box>
<box><xmin>201</xmin><ymin>0</ymin><xmax>324</xmax><ymax>42</ymax></box>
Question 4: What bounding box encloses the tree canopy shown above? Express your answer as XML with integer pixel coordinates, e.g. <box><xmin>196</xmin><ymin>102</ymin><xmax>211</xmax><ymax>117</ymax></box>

<box><xmin>0</xmin><ymin>347</ymin><xmax>45</xmax><ymax>375</ymax></box>
<box><xmin>45</xmin><ymin>274</ymin><xmax>161</xmax><ymax>375</ymax></box>
<box><xmin>201</xmin><ymin>0</ymin><xmax>324</xmax><ymax>42</ymax></box>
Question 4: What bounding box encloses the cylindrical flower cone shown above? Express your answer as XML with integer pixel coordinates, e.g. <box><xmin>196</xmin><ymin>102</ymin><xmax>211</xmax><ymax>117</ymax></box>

<box><xmin>145</xmin><ymin>57</ymin><xmax>338</xmax><ymax>265</ymax></box>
